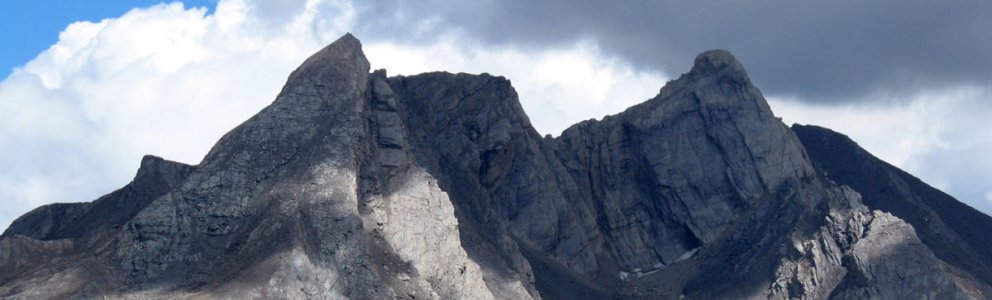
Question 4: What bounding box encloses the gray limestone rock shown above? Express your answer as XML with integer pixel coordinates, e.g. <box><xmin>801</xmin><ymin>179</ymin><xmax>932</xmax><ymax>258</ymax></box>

<box><xmin>2</xmin><ymin>36</ymin><xmax>991</xmax><ymax>300</ymax></box>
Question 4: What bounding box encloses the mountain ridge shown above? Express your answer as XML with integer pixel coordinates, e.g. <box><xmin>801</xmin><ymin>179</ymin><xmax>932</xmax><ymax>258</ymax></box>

<box><xmin>793</xmin><ymin>124</ymin><xmax>992</xmax><ymax>288</ymax></box>
<box><xmin>2</xmin><ymin>33</ymin><xmax>991</xmax><ymax>299</ymax></box>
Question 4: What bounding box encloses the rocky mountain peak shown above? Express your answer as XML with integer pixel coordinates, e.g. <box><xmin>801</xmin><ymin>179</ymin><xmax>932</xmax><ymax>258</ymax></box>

<box><xmin>3</xmin><ymin>34</ymin><xmax>991</xmax><ymax>300</ymax></box>
<box><xmin>296</xmin><ymin>32</ymin><xmax>365</xmax><ymax>71</ymax></box>
<box><xmin>133</xmin><ymin>155</ymin><xmax>195</xmax><ymax>188</ymax></box>
<box><xmin>689</xmin><ymin>49</ymin><xmax>749</xmax><ymax>83</ymax></box>
<box><xmin>284</xmin><ymin>32</ymin><xmax>369</xmax><ymax>95</ymax></box>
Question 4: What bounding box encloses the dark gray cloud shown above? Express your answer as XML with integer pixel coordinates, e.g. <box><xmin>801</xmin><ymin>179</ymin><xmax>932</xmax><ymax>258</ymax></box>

<box><xmin>351</xmin><ymin>0</ymin><xmax>992</xmax><ymax>103</ymax></box>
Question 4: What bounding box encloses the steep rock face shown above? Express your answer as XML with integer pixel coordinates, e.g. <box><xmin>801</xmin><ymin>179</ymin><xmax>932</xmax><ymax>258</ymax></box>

<box><xmin>2</xmin><ymin>34</ymin><xmax>992</xmax><ymax>299</ymax></box>
<box><xmin>793</xmin><ymin>124</ymin><xmax>992</xmax><ymax>295</ymax></box>
<box><xmin>115</xmin><ymin>34</ymin><xmax>523</xmax><ymax>299</ymax></box>
<box><xmin>379</xmin><ymin>49</ymin><xmax>990</xmax><ymax>298</ymax></box>
<box><xmin>381</xmin><ymin>65</ymin><xmax>616</xmax><ymax>298</ymax></box>
<box><xmin>550</xmin><ymin>49</ymin><xmax>816</xmax><ymax>274</ymax></box>
<box><xmin>1</xmin><ymin>34</ymin><xmax>530</xmax><ymax>300</ymax></box>
<box><xmin>114</xmin><ymin>33</ymin><xmax>393</xmax><ymax>297</ymax></box>
<box><xmin>764</xmin><ymin>187</ymin><xmax>973</xmax><ymax>300</ymax></box>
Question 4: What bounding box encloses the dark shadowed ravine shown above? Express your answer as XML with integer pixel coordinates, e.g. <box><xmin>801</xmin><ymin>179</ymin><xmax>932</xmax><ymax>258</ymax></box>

<box><xmin>2</xmin><ymin>34</ymin><xmax>991</xmax><ymax>299</ymax></box>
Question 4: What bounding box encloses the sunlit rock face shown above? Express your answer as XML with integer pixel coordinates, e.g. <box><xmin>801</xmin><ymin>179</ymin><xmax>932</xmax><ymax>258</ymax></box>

<box><xmin>2</xmin><ymin>34</ymin><xmax>991</xmax><ymax>299</ymax></box>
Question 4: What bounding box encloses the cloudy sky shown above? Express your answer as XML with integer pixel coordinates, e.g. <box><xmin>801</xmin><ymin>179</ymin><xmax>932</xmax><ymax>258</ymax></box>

<box><xmin>1</xmin><ymin>0</ymin><xmax>990</xmax><ymax>232</ymax></box>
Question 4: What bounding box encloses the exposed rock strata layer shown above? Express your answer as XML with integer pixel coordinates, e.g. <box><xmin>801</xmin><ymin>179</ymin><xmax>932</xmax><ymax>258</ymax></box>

<box><xmin>2</xmin><ymin>34</ymin><xmax>991</xmax><ymax>299</ymax></box>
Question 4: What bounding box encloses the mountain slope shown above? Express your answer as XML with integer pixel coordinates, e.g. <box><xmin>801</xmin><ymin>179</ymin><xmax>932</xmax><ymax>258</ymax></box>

<box><xmin>2</xmin><ymin>34</ymin><xmax>991</xmax><ymax>299</ymax></box>
<box><xmin>793</xmin><ymin>124</ymin><xmax>992</xmax><ymax>291</ymax></box>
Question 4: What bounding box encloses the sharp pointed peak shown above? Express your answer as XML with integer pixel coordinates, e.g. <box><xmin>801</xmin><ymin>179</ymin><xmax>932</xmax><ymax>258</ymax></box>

<box><xmin>326</xmin><ymin>32</ymin><xmax>362</xmax><ymax>53</ymax></box>
<box><xmin>339</xmin><ymin>32</ymin><xmax>359</xmax><ymax>42</ymax></box>
<box><xmin>290</xmin><ymin>33</ymin><xmax>370</xmax><ymax>82</ymax></box>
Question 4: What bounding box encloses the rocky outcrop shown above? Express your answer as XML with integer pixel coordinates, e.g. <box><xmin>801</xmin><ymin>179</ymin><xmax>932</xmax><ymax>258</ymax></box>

<box><xmin>549</xmin><ymin>49</ymin><xmax>816</xmax><ymax>275</ymax></box>
<box><xmin>0</xmin><ymin>155</ymin><xmax>194</xmax><ymax>299</ymax></box>
<box><xmin>765</xmin><ymin>188</ymin><xmax>974</xmax><ymax>299</ymax></box>
<box><xmin>2</xmin><ymin>34</ymin><xmax>991</xmax><ymax>299</ymax></box>
<box><xmin>793</xmin><ymin>124</ymin><xmax>992</xmax><ymax>297</ymax></box>
<box><xmin>3</xmin><ymin>155</ymin><xmax>194</xmax><ymax>241</ymax></box>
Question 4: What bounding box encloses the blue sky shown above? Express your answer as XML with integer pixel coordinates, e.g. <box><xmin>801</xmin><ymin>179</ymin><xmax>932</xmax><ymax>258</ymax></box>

<box><xmin>0</xmin><ymin>0</ymin><xmax>990</xmax><ymax>232</ymax></box>
<box><xmin>0</xmin><ymin>0</ymin><xmax>216</xmax><ymax>76</ymax></box>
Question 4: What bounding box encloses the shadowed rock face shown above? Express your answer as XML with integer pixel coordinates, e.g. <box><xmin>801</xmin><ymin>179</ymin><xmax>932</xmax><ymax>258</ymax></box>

<box><xmin>2</xmin><ymin>34</ymin><xmax>992</xmax><ymax>299</ymax></box>
<box><xmin>3</xmin><ymin>155</ymin><xmax>195</xmax><ymax>242</ymax></box>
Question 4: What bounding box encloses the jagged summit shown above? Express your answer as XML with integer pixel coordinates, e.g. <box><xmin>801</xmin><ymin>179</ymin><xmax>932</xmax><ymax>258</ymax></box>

<box><xmin>608</xmin><ymin>48</ymin><xmax>767</xmax><ymax>127</ymax></box>
<box><xmin>297</xmin><ymin>32</ymin><xmax>364</xmax><ymax>70</ymax></box>
<box><xmin>285</xmin><ymin>32</ymin><xmax>369</xmax><ymax>94</ymax></box>
<box><xmin>3</xmin><ymin>34</ymin><xmax>991</xmax><ymax>299</ymax></box>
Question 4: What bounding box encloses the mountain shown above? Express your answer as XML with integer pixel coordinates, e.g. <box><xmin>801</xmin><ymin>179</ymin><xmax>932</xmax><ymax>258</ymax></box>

<box><xmin>792</xmin><ymin>124</ymin><xmax>992</xmax><ymax>291</ymax></box>
<box><xmin>2</xmin><ymin>33</ymin><xmax>991</xmax><ymax>299</ymax></box>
